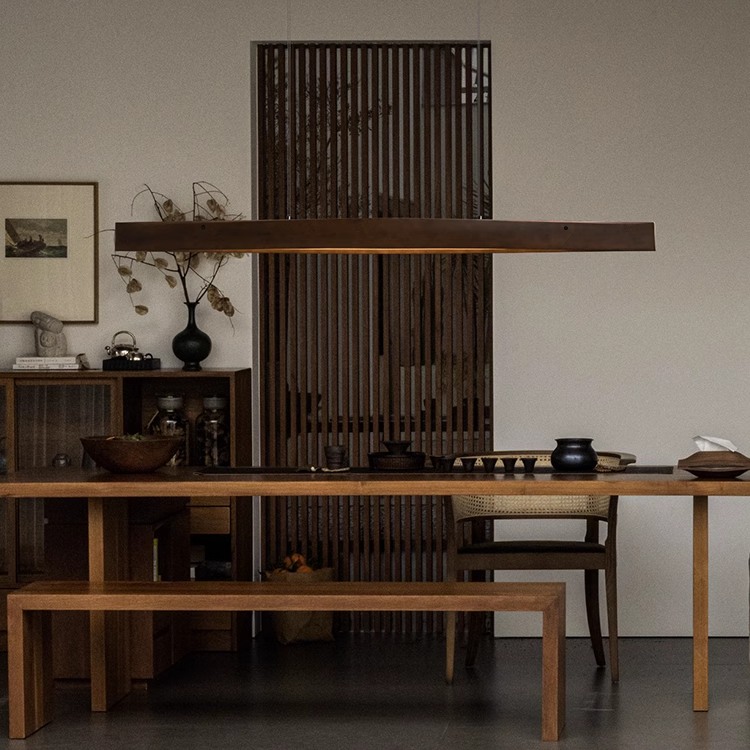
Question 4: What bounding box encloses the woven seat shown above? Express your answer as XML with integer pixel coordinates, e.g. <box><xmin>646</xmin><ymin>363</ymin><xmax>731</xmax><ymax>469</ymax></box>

<box><xmin>446</xmin><ymin>450</ymin><xmax>635</xmax><ymax>684</ymax></box>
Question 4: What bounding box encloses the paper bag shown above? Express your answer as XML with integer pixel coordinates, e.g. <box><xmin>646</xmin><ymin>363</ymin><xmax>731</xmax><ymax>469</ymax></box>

<box><xmin>264</xmin><ymin>567</ymin><xmax>335</xmax><ymax>644</ymax></box>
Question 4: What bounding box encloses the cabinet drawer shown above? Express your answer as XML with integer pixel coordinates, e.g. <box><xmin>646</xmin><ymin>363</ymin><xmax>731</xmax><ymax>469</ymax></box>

<box><xmin>190</xmin><ymin>506</ymin><xmax>231</xmax><ymax>535</ymax></box>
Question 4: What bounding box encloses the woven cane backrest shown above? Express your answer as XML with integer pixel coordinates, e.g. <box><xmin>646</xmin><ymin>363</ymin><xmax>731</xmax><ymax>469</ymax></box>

<box><xmin>451</xmin><ymin>451</ymin><xmax>629</xmax><ymax>522</ymax></box>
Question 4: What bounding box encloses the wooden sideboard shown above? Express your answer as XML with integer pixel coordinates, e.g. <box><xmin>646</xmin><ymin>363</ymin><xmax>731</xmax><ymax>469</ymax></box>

<box><xmin>0</xmin><ymin>368</ymin><xmax>252</xmax><ymax>669</ymax></box>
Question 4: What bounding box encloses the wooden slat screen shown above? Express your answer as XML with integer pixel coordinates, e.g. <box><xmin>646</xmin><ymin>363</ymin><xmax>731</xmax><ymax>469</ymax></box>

<box><xmin>257</xmin><ymin>42</ymin><xmax>492</xmax><ymax>633</ymax></box>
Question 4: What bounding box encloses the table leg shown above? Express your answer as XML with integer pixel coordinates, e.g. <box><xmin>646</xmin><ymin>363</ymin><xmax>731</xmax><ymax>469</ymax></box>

<box><xmin>88</xmin><ymin>497</ymin><xmax>131</xmax><ymax>712</ymax></box>
<box><xmin>692</xmin><ymin>495</ymin><xmax>709</xmax><ymax>711</ymax></box>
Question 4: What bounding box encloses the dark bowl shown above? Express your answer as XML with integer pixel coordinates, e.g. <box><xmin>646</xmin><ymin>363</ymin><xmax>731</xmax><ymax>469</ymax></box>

<box><xmin>80</xmin><ymin>435</ymin><xmax>182</xmax><ymax>474</ymax></box>
<box><xmin>383</xmin><ymin>440</ymin><xmax>412</xmax><ymax>455</ymax></box>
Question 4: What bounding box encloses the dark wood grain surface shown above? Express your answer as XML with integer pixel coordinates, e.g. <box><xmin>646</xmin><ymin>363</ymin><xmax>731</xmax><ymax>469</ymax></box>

<box><xmin>114</xmin><ymin>218</ymin><xmax>656</xmax><ymax>254</ymax></box>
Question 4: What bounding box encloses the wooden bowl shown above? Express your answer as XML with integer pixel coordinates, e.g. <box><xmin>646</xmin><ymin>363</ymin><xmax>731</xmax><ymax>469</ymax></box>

<box><xmin>80</xmin><ymin>435</ymin><xmax>182</xmax><ymax>474</ymax></box>
<box><xmin>677</xmin><ymin>450</ymin><xmax>750</xmax><ymax>478</ymax></box>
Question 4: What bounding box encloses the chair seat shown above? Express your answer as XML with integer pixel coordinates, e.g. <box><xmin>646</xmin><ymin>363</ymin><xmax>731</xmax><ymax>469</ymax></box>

<box><xmin>446</xmin><ymin>449</ymin><xmax>633</xmax><ymax>684</ymax></box>
<box><xmin>458</xmin><ymin>540</ymin><xmax>606</xmax><ymax>555</ymax></box>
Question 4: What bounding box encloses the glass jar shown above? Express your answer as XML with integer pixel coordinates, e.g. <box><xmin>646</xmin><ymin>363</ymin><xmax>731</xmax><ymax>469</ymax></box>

<box><xmin>151</xmin><ymin>395</ymin><xmax>189</xmax><ymax>466</ymax></box>
<box><xmin>195</xmin><ymin>396</ymin><xmax>230</xmax><ymax>466</ymax></box>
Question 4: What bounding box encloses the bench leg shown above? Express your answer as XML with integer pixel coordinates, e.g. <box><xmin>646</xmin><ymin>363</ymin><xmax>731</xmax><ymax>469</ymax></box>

<box><xmin>8</xmin><ymin>603</ymin><xmax>53</xmax><ymax>739</ymax></box>
<box><xmin>541</xmin><ymin>595</ymin><xmax>566</xmax><ymax>741</ymax></box>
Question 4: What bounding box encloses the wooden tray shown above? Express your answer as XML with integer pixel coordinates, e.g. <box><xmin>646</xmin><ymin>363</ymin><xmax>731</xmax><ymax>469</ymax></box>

<box><xmin>368</xmin><ymin>452</ymin><xmax>426</xmax><ymax>471</ymax></box>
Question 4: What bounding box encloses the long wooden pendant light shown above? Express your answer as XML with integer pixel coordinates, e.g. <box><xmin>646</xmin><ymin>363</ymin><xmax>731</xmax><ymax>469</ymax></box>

<box><xmin>114</xmin><ymin>217</ymin><xmax>655</xmax><ymax>255</ymax></box>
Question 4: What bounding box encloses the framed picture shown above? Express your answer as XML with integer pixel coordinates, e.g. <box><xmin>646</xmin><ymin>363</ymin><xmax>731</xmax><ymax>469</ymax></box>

<box><xmin>0</xmin><ymin>181</ymin><xmax>98</xmax><ymax>323</ymax></box>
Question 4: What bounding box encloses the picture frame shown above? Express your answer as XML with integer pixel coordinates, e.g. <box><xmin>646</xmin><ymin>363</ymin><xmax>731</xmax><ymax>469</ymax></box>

<box><xmin>0</xmin><ymin>181</ymin><xmax>98</xmax><ymax>324</ymax></box>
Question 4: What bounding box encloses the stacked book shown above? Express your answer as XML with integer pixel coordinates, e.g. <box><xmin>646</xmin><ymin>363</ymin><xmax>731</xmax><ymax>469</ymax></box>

<box><xmin>12</xmin><ymin>355</ymin><xmax>87</xmax><ymax>371</ymax></box>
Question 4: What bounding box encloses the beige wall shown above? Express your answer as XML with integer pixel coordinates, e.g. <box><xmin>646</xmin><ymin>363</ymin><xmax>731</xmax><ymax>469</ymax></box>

<box><xmin>3</xmin><ymin>0</ymin><xmax>749</xmax><ymax>635</ymax></box>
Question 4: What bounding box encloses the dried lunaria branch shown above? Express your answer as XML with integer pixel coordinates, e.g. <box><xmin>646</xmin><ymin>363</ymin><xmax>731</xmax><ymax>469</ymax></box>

<box><xmin>113</xmin><ymin>182</ymin><xmax>244</xmax><ymax>320</ymax></box>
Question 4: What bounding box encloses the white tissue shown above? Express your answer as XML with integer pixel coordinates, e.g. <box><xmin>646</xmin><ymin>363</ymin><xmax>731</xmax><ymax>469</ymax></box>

<box><xmin>693</xmin><ymin>435</ymin><xmax>738</xmax><ymax>452</ymax></box>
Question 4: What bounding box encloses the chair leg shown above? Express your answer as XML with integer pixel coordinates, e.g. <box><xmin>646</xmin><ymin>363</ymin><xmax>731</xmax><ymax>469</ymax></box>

<box><xmin>446</xmin><ymin>611</ymin><xmax>456</xmax><ymax>684</ymax></box>
<box><xmin>465</xmin><ymin>611</ymin><xmax>484</xmax><ymax>667</ymax></box>
<box><xmin>584</xmin><ymin>569</ymin><xmax>606</xmax><ymax>667</ymax></box>
<box><xmin>605</xmin><ymin>559</ymin><xmax>619</xmax><ymax>682</ymax></box>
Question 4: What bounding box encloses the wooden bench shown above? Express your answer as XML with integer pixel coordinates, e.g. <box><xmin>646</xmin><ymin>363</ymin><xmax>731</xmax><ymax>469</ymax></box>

<box><xmin>7</xmin><ymin>580</ymin><xmax>566</xmax><ymax>741</ymax></box>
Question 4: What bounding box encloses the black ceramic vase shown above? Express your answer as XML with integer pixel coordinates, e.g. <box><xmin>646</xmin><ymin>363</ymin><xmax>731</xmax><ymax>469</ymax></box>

<box><xmin>172</xmin><ymin>301</ymin><xmax>212</xmax><ymax>372</ymax></box>
<box><xmin>550</xmin><ymin>438</ymin><xmax>598</xmax><ymax>472</ymax></box>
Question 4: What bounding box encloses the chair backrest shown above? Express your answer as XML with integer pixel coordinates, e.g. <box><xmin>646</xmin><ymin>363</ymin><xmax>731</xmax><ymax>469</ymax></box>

<box><xmin>450</xmin><ymin>451</ymin><xmax>634</xmax><ymax>523</ymax></box>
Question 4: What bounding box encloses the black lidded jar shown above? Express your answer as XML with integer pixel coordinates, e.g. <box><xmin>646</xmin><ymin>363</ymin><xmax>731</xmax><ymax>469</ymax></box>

<box><xmin>550</xmin><ymin>438</ymin><xmax>598</xmax><ymax>472</ymax></box>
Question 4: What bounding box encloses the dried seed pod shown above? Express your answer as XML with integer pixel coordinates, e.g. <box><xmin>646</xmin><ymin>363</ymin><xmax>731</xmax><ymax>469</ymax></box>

<box><xmin>161</xmin><ymin>199</ymin><xmax>185</xmax><ymax>222</ymax></box>
<box><xmin>115</xmin><ymin>184</ymin><xmax>245</xmax><ymax>322</ymax></box>
<box><xmin>206</xmin><ymin>198</ymin><xmax>226</xmax><ymax>219</ymax></box>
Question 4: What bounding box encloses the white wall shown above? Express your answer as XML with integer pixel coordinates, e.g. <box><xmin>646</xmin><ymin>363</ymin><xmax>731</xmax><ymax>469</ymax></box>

<box><xmin>490</xmin><ymin>0</ymin><xmax>750</xmax><ymax>637</ymax></box>
<box><xmin>3</xmin><ymin>0</ymin><xmax>749</xmax><ymax>635</ymax></box>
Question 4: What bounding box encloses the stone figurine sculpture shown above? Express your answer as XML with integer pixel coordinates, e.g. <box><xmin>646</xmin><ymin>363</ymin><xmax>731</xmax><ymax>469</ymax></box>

<box><xmin>31</xmin><ymin>311</ymin><xmax>67</xmax><ymax>357</ymax></box>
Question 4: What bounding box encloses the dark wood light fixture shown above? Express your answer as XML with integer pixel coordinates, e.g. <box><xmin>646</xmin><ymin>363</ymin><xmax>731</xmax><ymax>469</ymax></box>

<box><xmin>114</xmin><ymin>217</ymin><xmax>655</xmax><ymax>255</ymax></box>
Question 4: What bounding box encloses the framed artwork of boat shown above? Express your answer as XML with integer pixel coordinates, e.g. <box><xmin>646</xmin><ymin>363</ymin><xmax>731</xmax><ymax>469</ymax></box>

<box><xmin>0</xmin><ymin>181</ymin><xmax>98</xmax><ymax>323</ymax></box>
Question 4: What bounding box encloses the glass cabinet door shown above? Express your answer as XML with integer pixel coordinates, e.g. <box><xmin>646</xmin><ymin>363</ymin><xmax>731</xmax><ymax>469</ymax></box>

<box><xmin>15</xmin><ymin>381</ymin><xmax>114</xmax><ymax>576</ymax></box>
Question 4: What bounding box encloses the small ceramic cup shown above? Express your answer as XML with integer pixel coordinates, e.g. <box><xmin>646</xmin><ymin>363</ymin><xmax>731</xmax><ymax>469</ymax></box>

<box><xmin>481</xmin><ymin>457</ymin><xmax>498</xmax><ymax>473</ymax></box>
<box><xmin>460</xmin><ymin>457</ymin><xmax>477</xmax><ymax>472</ymax></box>
<box><xmin>324</xmin><ymin>445</ymin><xmax>348</xmax><ymax>469</ymax></box>
<box><xmin>521</xmin><ymin>457</ymin><xmax>537</xmax><ymax>473</ymax></box>
<box><xmin>439</xmin><ymin>456</ymin><xmax>455</xmax><ymax>472</ymax></box>
<box><xmin>501</xmin><ymin>457</ymin><xmax>518</xmax><ymax>473</ymax></box>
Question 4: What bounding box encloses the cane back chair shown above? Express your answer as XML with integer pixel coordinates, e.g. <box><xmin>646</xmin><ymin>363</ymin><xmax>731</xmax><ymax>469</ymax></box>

<box><xmin>445</xmin><ymin>450</ymin><xmax>636</xmax><ymax>684</ymax></box>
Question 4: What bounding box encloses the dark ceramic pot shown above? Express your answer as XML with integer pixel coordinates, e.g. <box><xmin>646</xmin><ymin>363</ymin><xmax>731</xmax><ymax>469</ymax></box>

<box><xmin>550</xmin><ymin>438</ymin><xmax>598</xmax><ymax>472</ymax></box>
<box><xmin>172</xmin><ymin>301</ymin><xmax>212</xmax><ymax>372</ymax></box>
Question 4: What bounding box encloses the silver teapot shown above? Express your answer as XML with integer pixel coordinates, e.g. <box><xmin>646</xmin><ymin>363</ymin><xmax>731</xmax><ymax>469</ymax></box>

<box><xmin>105</xmin><ymin>331</ymin><xmax>152</xmax><ymax>361</ymax></box>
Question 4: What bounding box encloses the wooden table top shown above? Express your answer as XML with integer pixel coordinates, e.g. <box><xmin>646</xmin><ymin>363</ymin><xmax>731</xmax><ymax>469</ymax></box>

<box><xmin>1</xmin><ymin>466</ymin><xmax>750</xmax><ymax>498</ymax></box>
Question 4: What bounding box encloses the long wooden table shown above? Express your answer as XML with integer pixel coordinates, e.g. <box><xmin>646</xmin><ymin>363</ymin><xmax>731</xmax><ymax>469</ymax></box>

<box><xmin>1</xmin><ymin>465</ymin><xmax>744</xmax><ymax>712</ymax></box>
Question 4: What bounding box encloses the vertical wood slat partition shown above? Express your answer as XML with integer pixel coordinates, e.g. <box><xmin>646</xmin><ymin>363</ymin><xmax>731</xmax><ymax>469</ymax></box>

<box><xmin>257</xmin><ymin>42</ymin><xmax>492</xmax><ymax>633</ymax></box>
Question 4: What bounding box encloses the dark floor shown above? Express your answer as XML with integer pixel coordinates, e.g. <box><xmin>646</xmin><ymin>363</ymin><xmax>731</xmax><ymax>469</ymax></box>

<box><xmin>1</xmin><ymin>637</ymin><xmax>749</xmax><ymax>749</ymax></box>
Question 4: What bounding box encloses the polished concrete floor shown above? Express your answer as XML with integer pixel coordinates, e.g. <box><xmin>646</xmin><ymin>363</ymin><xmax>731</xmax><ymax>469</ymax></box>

<box><xmin>1</xmin><ymin>637</ymin><xmax>749</xmax><ymax>749</ymax></box>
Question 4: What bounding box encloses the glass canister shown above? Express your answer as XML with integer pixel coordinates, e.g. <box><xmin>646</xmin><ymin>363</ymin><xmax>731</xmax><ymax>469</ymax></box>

<box><xmin>151</xmin><ymin>395</ymin><xmax>189</xmax><ymax>466</ymax></box>
<box><xmin>195</xmin><ymin>396</ymin><xmax>230</xmax><ymax>466</ymax></box>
